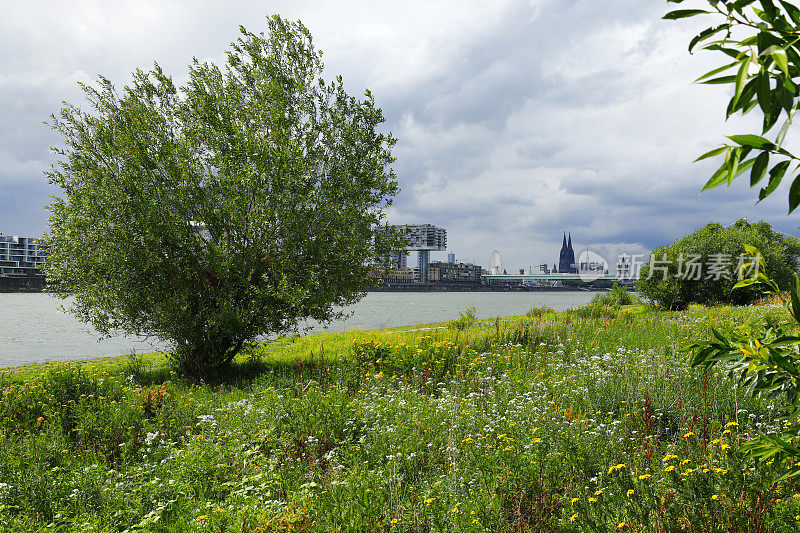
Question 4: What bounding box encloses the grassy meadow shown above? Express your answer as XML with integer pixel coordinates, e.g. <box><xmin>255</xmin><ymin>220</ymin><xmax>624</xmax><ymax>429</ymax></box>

<box><xmin>2</xmin><ymin>302</ymin><xmax>800</xmax><ymax>531</ymax></box>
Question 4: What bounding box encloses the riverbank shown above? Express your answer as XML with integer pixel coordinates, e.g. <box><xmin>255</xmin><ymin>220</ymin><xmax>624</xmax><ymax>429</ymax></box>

<box><xmin>2</xmin><ymin>303</ymin><xmax>799</xmax><ymax>531</ymax></box>
<box><xmin>1</xmin><ymin>291</ymin><xmax>600</xmax><ymax>367</ymax></box>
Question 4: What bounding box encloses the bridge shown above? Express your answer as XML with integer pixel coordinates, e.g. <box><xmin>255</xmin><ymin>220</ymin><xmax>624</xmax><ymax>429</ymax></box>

<box><xmin>483</xmin><ymin>273</ymin><xmax>638</xmax><ymax>282</ymax></box>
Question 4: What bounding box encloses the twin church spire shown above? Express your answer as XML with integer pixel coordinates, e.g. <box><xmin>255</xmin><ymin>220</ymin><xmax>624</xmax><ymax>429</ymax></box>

<box><xmin>558</xmin><ymin>231</ymin><xmax>577</xmax><ymax>273</ymax></box>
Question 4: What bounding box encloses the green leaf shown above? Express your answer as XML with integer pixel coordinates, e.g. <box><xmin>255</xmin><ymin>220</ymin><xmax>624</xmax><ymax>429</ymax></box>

<box><xmin>758</xmin><ymin>160</ymin><xmax>791</xmax><ymax>201</ymax></box>
<box><xmin>773</xmin><ymin>49</ymin><xmax>789</xmax><ymax>76</ymax></box>
<box><xmin>728</xmin><ymin>147</ymin><xmax>743</xmax><ymax>183</ymax></box>
<box><xmin>757</xmin><ymin>70</ymin><xmax>771</xmax><ymax>114</ymax></box>
<box><xmin>775</xmin><ymin>112</ymin><xmax>795</xmax><ymax>147</ymax></box>
<box><xmin>703</xmin><ymin>159</ymin><xmax>732</xmax><ymax>191</ymax></box>
<box><xmin>733</xmin><ymin>278</ymin><xmax>759</xmax><ymax>288</ymax></box>
<box><xmin>694</xmin><ymin>145</ymin><xmax>729</xmax><ymax>162</ymax></box>
<box><xmin>729</xmin><ymin>155</ymin><xmax>756</xmax><ymax>185</ymax></box>
<box><xmin>695</xmin><ymin>60</ymin><xmax>742</xmax><ymax>83</ymax></box>
<box><xmin>663</xmin><ymin>9</ymin><xmax>711</xmax><ymax>19</ymax></box>
<box><xmin>689</xmin><ymin>25</ymin><xmax>731</xmax><ymax>53</ymax></box>
<box><xmin>700</xmin><ymin>75</ymin><xmax>738</xmax><ymax>85</ymax></box>
<box><xmin>727</xmin><ymin>134</ymin><xmax>775</xmax><ymax>150</ymax></box>
<box><xmin>743</xmin><ymin>243</ymin><xmax>761</xmax><ymax>256</ymax></box>
<box><xmin>779</xmin><ymin>1</ymin><xmax>800</xmax><ymax>25</ymax></box>
<box><xmin>751</xmin><ymin>151</ymin><xmax>770</xmax><ymax>186</ymax></box>
<box><xmin>705</xmin><ymin>44</ymin><xmax>748</xmax><ymax>60</ymax></box>
<box><xmin>765</xmin><ymin>95</ymin><xmax>783</xmax><ymax>132</ymax></box>
<box><xmin>790</xmin><ymin>176</ymin><xmax>800</xmax><ymax>212</ymax></box>
<box><xmin>732</xmin><ymin>58</ymin><xmax>750</xmax><ymax>109</ymax></box>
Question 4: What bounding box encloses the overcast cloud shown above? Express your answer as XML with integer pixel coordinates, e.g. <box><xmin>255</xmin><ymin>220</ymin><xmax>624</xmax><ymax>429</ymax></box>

<box><xmin>1</xmin><ymin>0</ymin><xmax>797</xmax><ymax>271</ymax></box>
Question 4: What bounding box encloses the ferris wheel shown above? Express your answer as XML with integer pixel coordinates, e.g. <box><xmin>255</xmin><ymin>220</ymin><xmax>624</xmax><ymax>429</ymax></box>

<box><xmin>488</xmin><ymin>250</ymin><xmax>503</xmax><ymax>275</ymax></box>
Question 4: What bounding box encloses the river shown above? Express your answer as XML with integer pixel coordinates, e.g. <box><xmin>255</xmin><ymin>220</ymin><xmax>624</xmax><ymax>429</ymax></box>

<box><xmin>0</xmin><ymin>291</ymin><xmax>598</xmax><ymax>367</ymax></box>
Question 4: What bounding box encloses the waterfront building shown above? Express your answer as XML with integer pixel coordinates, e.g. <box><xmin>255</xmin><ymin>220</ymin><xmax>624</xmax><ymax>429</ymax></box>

<box><xmin>368</xmin><ymin>266</ymin><xmax>417</xmax><ymax>285</ymax></box>
<box><xmin>428</xmin><ymin>261</ymin><xmax>481</xmax><ymax>284</ymax></box>
<box><xmin>0</xmin><ymin>234</ymin><xmax>47</xmax><ymax>276</ymax></box>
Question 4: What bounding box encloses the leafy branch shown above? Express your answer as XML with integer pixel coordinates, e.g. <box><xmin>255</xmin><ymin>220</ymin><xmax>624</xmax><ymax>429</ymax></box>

<box><xmin>666</xmin><ymin>0</ymin><xmax>800</xmax><ymax>211</ymax></box>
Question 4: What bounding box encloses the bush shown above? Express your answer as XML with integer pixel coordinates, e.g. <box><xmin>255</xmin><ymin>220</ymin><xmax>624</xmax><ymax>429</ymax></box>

<box><xmin>590</xmin><ymin>283</ymin><xmax>637</xmax><ymax>307</ymax></box>
<box><xmin>637</xmin><ymin>219</ymin><xmax>800</xmax><ymax>309</ymax></box>
<box><xmin>448</xmin><ymin>306</ymin><xmax>478</xmax><ymax>331</ymax></box>
<box><xmin>526</xmin><ymin>306</ymin><xmax>554</xmax><ymax>319</ymax></box>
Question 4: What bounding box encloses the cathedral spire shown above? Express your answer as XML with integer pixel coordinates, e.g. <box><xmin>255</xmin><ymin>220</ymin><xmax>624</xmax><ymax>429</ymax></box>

<box><xmin>562</xmin><ymin>232</ymin><xmax>567</xmax><ymax>249</ymax></box>
<box><xmin>567</xmin><ymin>232</ymin><xmax>573</xmax><ymax>251</ymax></box>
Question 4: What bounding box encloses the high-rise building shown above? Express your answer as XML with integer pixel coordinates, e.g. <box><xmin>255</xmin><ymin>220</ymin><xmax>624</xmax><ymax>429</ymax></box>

<box><xmin>447</xmin><ymin>252</ymin><xmax>455</xmax><ymax>264</ymax></box>
<box><xmin>0</xmin><ymin>234</ymin><xmax>47</xmax><ymax>276</ymax></box>
<box><xmin>391</xmin><ymin>224</ymin><xmax>447</xmax><ymax>282</ymax></box>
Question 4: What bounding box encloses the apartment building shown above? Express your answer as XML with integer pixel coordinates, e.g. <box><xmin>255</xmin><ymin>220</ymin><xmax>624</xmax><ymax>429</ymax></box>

<box><xmin>0</xmin><ymin>234</ymin><xmax>47</xmax><ymax>276</ymax></box>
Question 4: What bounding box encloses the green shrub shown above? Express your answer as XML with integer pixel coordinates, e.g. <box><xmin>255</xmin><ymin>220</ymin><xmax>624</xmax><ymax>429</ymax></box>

<box><xmin>448</xmin><ymin>306</ymin><xmax>478</xmax><ymax>331</ymax></box>
<box><xmin>526</xmin><ymin>306</ymin><xmax>554</xmax><ymax>318</ymax></box>
<box><xmin>590</xmin><ymin>283</ymin><xmax>637</xmax><ymax>307</ymax></box>
<box><xmin>637</xmin><ymin>219</ymin><xmax>800</xmax><ymax>309</ymax></box>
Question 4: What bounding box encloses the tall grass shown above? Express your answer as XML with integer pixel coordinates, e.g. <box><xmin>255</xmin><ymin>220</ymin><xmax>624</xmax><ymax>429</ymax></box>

<box><xmin>0</xmin><ymin>303</ymin><xmax>797</xmax><ymax>531</ymax></box>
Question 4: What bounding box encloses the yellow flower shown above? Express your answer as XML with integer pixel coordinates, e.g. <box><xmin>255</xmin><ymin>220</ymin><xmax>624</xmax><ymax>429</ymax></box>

<box><xmin>712</xmin><ymin>494</ymin><xmax>719</xmax><ymax>501</ymax></box>
<box><xmin>663</xmin><ymin>454</ymin><xmax>678</xmax><ymax>462</ymax></box>
<box><xmin>665</xmin><ymin>465</ymin><xmax>675</xmax><ymax>472</ymax></box>
<box><xmin>680</xmin><ymin>459</ymin><xmax>691</xmax><ymax>465</ymax></box>
<box><xmin>712</xmin><ymin>439</ymin><xmax>720</xmax><ymax>445</ymax></box>
<box><xmin>451</xmin><ymin>506</ymin><xmax>460</xmax><ymax>514</ymax></box>
<box><xmin>638</xmin><ymin>474</ymin><xmax>652</xmax><ymax>480</ymax></box>
<box><xmin>533</xmin><ymin>438</ymin><xmax>542</xmax><ymax>444</ymax></box>
<box><xmin>683</xmin><ymin>431</ymin><xmax>695</xmax><ymax>438</ymax></box>
<box><xmin>570</xmin><ymin>513</ymin><xmax>578</xmax><ymax>522</ymax></box>
<box><xmin>627</xmin><ymin>489</ymin><xmax>635</xmax><ymax>497</ymax></box>
<box><xmin>720</xmin><ymin>444</ymin><xmax>731</xmax><ymax>451</ymax></box>
<box><xmin>726</xmin><ymin>421</ymin><xmax>739</xmax><ymax>427</ymax></box>
<box><xmin>196</xmin><ymin>515</ymin><xmax>209</xmax><ymax>521</ymax></box>
<box><xmin>594</xmin><ymin>490</ymin><xmax>603</xmax><ymax>496</ymax></box>
<box><xmin>588</xmin><ymin>497</ymin><xmax>598</xmax><ymax>503</ymax></box>
<box><xmin>425</xmin><ymin>498</ymin><xmax>434</xmax><ymax>505</ymax></box>
<box><xmin>618</xmin><ymin>522</ymin><xmax>627</xmax><ymax>529</ymax></box>
<box><xmin>36</xmin><ymin>416</ymin><xmax>44</xmax><ymax>422</ymax></box>
<box><xmin>391</xmin><ymin>518</ymin><xmax>398</xmax><ymax>524</ymax></box>
<box><xmin>571</xmin><ymin>497</ymin><xmax>579</xmax><ymax>504</ymax></box>
<box><xmin>213</xmin><ymin>508</ymin><xmax>225</xmax><ymax>514</ymax></box>
<box><xmin>471</xmin><ymin>518</ymin><xmax>480</xmax><ymax>524</ymax></box>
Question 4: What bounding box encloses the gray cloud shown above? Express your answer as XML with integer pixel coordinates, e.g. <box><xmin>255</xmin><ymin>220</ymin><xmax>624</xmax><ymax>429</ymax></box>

<box><xmin>1</xmin><ymin>0</ymin><xmax>797</xmax><ymax>271</ymax></box>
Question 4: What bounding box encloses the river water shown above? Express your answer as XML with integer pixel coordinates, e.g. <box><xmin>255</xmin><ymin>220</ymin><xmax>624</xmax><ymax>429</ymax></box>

<box><xmin>0</xmin><ymin>291</ymin><xmax>598</xmax><ymax>368</ymax></box>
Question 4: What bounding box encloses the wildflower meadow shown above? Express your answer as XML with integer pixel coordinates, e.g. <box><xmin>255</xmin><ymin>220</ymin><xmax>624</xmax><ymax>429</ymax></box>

<box><xmin>1</xmin><ymin>302</ymin><xmax>799</xmax><ymax>531</ymax></box>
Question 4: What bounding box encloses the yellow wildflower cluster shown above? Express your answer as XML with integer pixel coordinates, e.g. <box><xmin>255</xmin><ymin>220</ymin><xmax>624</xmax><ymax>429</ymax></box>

<box><xmin>607</xmin><ymin>463</ymin><xmax>626</xmax><ymax>475</ymax></box>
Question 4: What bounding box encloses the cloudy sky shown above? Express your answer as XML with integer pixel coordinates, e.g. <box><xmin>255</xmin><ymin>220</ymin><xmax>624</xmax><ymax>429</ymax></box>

<box><xmin>2</xmin><ymin>0</ymin><xmax>798</xmax><ymax>271</ymax></box>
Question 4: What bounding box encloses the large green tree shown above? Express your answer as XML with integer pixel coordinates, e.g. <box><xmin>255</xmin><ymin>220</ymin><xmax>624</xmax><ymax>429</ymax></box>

<box><xmin>43</xmin><ymin>15</ymin><xmax>399</xmax><ymax>376</ymax></box>
<box><xmin>637</xmin><ymin>218</ymin><xmax>800</xmax><ymax>309</ymax></box>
